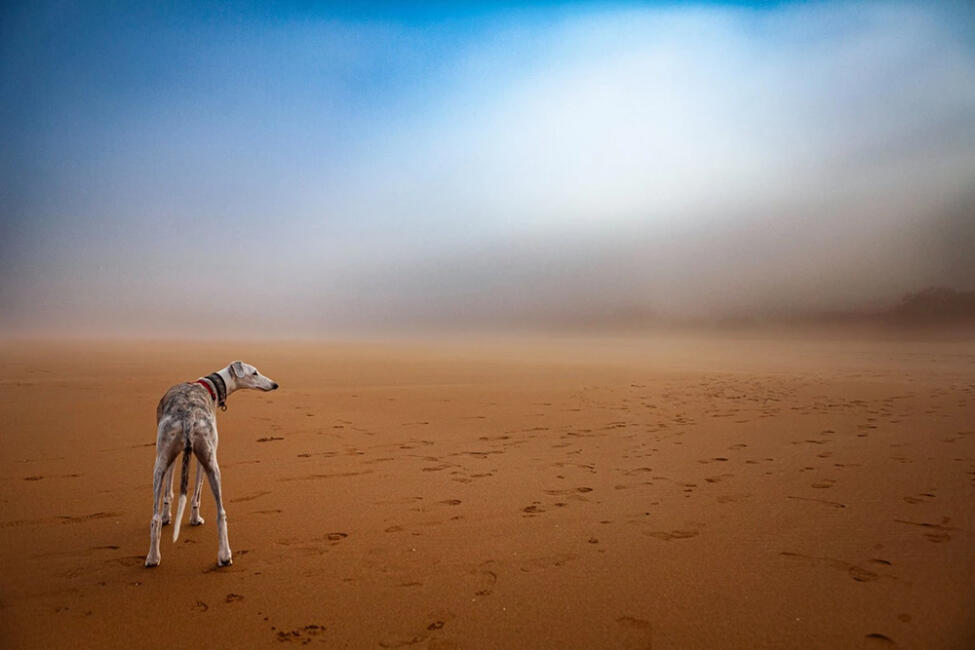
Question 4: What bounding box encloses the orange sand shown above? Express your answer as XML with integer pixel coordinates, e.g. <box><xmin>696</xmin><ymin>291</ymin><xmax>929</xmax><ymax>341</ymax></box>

<box><xmin>1</xmin><ymin>336</ymin><xmax>973</xmax><ymax>648</ymax></box>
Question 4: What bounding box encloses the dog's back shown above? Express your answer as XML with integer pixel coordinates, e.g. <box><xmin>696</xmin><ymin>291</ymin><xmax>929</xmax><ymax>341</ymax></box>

<box><xmin>157</xmin><ymin>382</ymin><xmax>213</xmax><ymax>425</ymax></box>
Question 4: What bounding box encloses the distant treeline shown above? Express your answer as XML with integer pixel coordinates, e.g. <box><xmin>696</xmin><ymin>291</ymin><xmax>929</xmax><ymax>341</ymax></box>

<box><xmin>884</xmin><ymin>287</ymin><xmax>975</xmax><ymax>324</ymax></box>
<box><xmin>797</xmin><ymin>286</ymin><xmax>975</xmax><ymax>329</ymax></box>
<box><xmin>524</xmin><ymin>286</ymin><xmax>975</xmax><ymax>332</ymax></box>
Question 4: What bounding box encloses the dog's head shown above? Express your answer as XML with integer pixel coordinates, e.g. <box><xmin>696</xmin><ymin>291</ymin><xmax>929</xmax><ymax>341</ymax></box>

<box><xmin>229</xmin><ymin>361</ymin><xmax>279</xmax><ymax>391</ymax></box>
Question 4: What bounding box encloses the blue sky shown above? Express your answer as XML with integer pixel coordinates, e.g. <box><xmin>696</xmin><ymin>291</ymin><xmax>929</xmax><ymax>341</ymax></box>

<box><xmin>2</xmin><ymin>1</ymin><xmax>974</xmax><ymax>336</ymax></box>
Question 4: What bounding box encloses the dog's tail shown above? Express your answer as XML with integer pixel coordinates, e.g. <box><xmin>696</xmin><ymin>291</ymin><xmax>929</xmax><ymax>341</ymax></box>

<box><xmin>172</xmin><ymin>424</ymin><xmax>192</xmax><ymax>543</ymax></box>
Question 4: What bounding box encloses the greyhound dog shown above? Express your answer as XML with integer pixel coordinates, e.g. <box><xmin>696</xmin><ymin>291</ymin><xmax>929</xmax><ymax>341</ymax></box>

<box><xmin>145</xmin><ymin>361</ymin><xmax>278</xmax><ymax>568</ymax></box>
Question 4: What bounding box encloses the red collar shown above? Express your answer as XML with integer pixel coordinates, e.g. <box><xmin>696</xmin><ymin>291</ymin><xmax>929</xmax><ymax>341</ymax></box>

<box><xmin>196</xmin><ymin>378</ymin><xmax>217</xmax><ymax>402</ymax></box>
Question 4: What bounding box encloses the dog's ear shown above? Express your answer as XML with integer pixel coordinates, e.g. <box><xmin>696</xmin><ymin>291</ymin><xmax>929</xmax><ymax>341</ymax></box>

<box><xmin>230</xmin><ymin>361</ymin><xmax>245</xmax><ymax>378</ymax></box>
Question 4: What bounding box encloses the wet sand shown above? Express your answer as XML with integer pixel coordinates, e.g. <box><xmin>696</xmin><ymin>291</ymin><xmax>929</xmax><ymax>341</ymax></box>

<box><xmin>1</xmin><ymin>335</ymin><xmax>973</xmax><ymax>648</ymax></box>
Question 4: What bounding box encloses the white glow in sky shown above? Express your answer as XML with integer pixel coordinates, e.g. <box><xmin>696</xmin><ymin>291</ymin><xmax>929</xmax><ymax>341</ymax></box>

<box><xmin>2</xmin><ymin>2</ymin><xmax>974</xmax><ymax>335</ymax></box>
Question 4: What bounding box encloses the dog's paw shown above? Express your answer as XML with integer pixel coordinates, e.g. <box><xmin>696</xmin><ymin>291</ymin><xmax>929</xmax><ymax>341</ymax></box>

<box><xmin>145</xmin><ymin>556</ymin><xmax>160</xmax><ymax>568</ymax></box>
<box><xmin>217</xmin><ymin>556</ymin><xmax>233</xmax><ymax>567</ymax></box>
<box><xmin>189</xmin><ymin>515</ymin><xmax>205</xmax><ymax>526</ymax></box>
<box><xmin>161</xmin><ymin>517</ymin><xmax>171</xmax><ymax>526</ymax></box>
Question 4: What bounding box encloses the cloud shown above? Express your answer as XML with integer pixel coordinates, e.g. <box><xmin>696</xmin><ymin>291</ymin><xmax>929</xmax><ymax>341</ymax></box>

<box><xmin>310</xmin><ymin>2</ymin><xmax>975</xmax><ymax>328</ymax></box>
<box><xmin>2</xmin><ymin>2</ymin><xmax>974</xmax><ymax>336</ymax></box>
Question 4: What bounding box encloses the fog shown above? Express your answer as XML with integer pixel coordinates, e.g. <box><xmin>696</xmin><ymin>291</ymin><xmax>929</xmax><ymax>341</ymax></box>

<box><xmin>2</xmin><ymin>2</ymin><xmax>973</xmax><ymax>337</ymax></box>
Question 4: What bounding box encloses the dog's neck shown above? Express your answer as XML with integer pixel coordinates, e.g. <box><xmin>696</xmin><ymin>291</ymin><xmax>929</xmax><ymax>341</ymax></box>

<box><xmin>215</xmin><ymin>366</ymin><xmax>239</xmax><ymax>395</ymax></box>
<box><xmin>198</xmin><ymin>367</ymin><xmax>238</xmax><ymax>410</ymax></box>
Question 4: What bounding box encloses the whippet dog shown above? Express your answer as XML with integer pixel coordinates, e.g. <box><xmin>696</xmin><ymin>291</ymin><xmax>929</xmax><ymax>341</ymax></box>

<box><xmin>145</xmin><ymin>361</ymin><xmax>278</xmax><ymax>568</ymax></box>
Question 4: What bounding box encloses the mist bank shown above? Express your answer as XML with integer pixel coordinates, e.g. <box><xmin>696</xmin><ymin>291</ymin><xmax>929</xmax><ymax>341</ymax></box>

<box><xmin>2</xmin><ymin>189</ymin><xmax>972</xmax><ymax>338</ymax></box>
<box><xmin>3</xmin><ymin>284</ymin><xmax>972</xmax><ymax>340</ymax></box>
<box><xmin>325</xmin><ymin>287</ymin><xmax>975</xmax><ymax>336</ymax></box>
<box><xmin>523</xmin><ymin>286</ymin><xmax>975</xmax><ymax>334</ymax></box>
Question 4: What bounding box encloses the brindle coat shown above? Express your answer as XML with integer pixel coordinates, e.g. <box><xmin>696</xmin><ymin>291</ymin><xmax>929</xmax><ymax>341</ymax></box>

<box><xmin>145</xmin><ymin>361</ymin><xmax>278</xmax><ymax>568</ymax></box>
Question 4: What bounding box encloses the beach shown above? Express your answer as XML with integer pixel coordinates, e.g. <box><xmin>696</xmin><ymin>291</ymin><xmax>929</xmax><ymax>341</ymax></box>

<box><xmin>1</xmin><ymin>335</ymin><xmax>973</xmax><ymax>648</ymax></box>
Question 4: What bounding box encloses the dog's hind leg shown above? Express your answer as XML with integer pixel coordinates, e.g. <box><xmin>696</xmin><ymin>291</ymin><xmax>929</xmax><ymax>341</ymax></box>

<box><xmin>161</xmin><ymin>463</ymin><xmax>175</xmax><ymax>525</ymax></box>
<box><xmin>189</xmin><ymin>461</ymin><xmax>206</xmax><ymax>526</ymax></box>
<box><xmin>198</xmin><ymin>450</ymin><xmax>232</xmax><ymax>567</ymax></box>
<box><xmin>145</xmin><ymin>453</ymin><xmax>175</xmax><ymax>567</ymax></box>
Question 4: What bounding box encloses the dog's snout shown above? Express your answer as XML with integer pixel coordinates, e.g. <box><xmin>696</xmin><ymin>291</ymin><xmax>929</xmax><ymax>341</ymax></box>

<box><xmin>271</xmin><ymin>382</ymin><xmax>279</xmax><ymax>390</ymax></box>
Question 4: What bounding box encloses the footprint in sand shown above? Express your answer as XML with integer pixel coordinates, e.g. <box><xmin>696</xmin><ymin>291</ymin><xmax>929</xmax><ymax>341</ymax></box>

<box><xmin>864</xmin><ymin>633</ymin><xmax>895</xmax><ymax>646</ymax></box>
<box><xmin>225</xmin><ymin>593</ymin><xmax>244</xmax><ymax>603</ymax></box>
<box><xmin>847</xmin><ymin>566</ymin><xmax>880</xmax><ymax>582</ymax></box>
<box><xmin>616</xmin><ymin>616</ymin><xmax>652</xmax><ymax>629</ymax></box>
<box><xmin>231</xmin><ymin>490</ymin><xmax>271</xmax><ymax>503</ymax></box>
<box><xmin>893</xmin><ymin>517</ymin><xmax>957</xmax><ymax>543</ymax></box>
<box><xmin>521</xmin><ymin>553</ymin><xmax>577</xmax><ymax>572</ymax></box>
<box><xmin>780</xmin><ymin>552</ymin><xmax>881</xmax><ymax>582</ymax></box>
<box><xmin>716</xmin><ymin>494</ymin><xmax>751</xmax><ymax>504</ymax></box>
<box><xmin>326</xmin><ymin>532</ymin><xmax>348</xmax><ymax>543</ymax></box>
<box><xmin>543</xmin><ymin>487</ymin><xmax>593</xmax><ymax>496</ymax></box>
<box><xmin>903</xmin><ymin>493</ymin><xmax>935</xmax><ymax>504</ymax></box>
<box><xmin>275</xmin><ymin>624</ymin><xmax>326</xmax><ymax>643</ymax></box>
<box><xmin>378</xmin><ymin>635</ymin><xmax>425</xmax><ymax>648</ymax></box>
<box><xmin>786</xmin><ymin>495</ymin><xmax>846</xmax><ymax>508</ymax></box>
<box><xmin>646</xmin><ymin>530</ymin><xmax>699</xmax><ymax>541</ymax></box>
<box><xmin>471</xmin><ymin>563</ymin><xmax>498</xmax><ymax>596</ymax></box>
<box><xmin>811</xmin><ymin>479</ymin><xmax>836</xmax><ymax>489</ymax></box>
<box><xmin>57</xmin><ymin>512</ymin><xmax>122</xmax><ymax>525</ymax></box>
<box><xmin>624</xmin><ymin>467</ymin><xmax>653</xmax><ymax>476</ymax></box>
<box><xmin>705</xmin><ymin>474</ymin><xmax>734</xmax><ymax>484</ymax></box>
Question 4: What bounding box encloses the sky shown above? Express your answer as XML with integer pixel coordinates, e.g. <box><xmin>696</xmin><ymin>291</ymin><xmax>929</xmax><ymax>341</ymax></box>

<box><xmin>2</xmin><ymin>1</ymin><xmax>974</xmax><ymax>337</ymax></box>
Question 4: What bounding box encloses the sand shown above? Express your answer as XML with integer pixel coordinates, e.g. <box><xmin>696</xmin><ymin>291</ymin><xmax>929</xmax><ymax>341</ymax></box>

<box><xmin>1</xmin><ymin>335</ymin><xmax>973</xmax><ymax>648</ymax></box>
